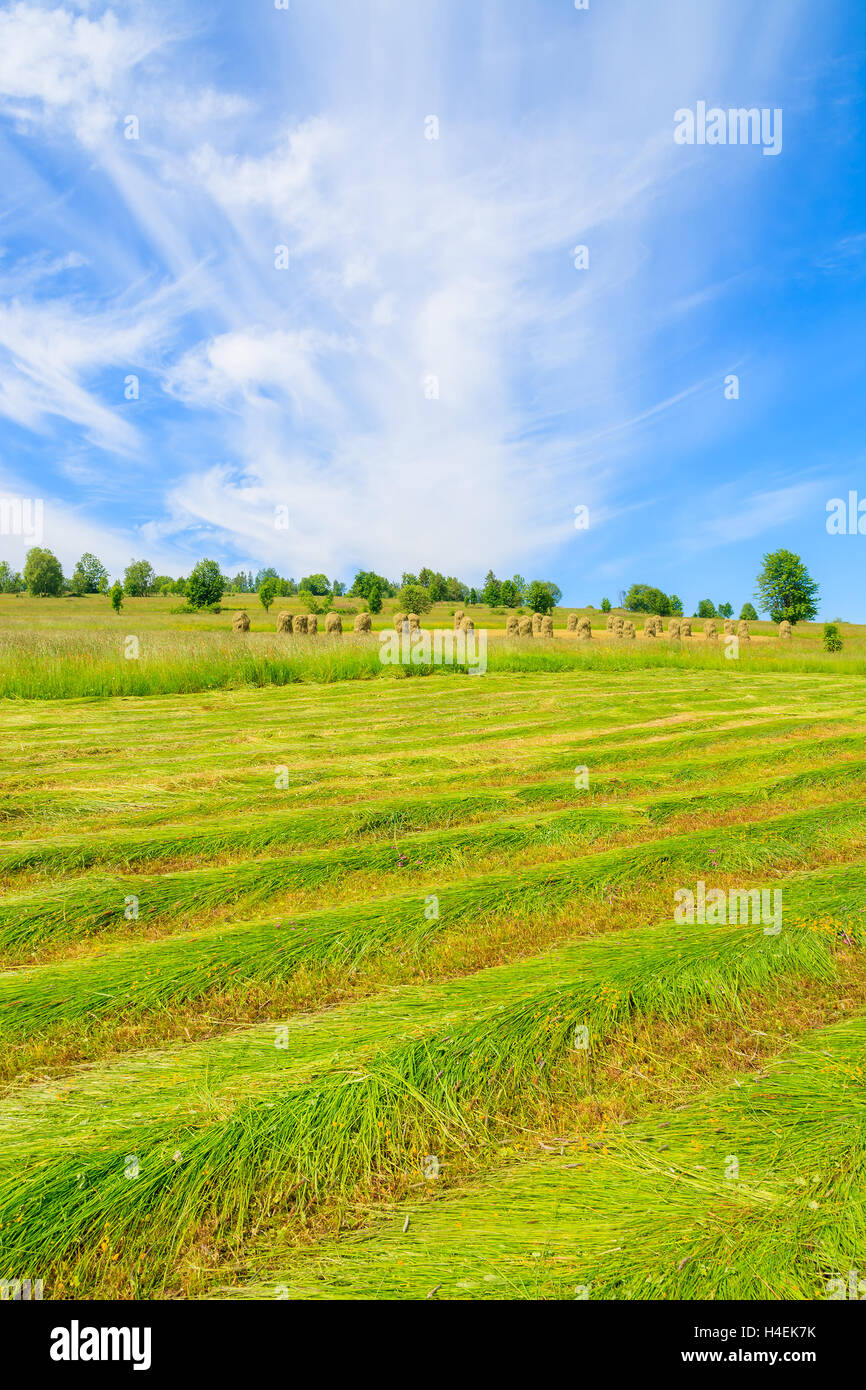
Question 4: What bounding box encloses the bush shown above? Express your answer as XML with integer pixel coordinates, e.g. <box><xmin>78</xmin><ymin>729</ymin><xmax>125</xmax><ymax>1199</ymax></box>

<box><xmin>739</xmin><ymin>602</ymin><xmax>759</xmax><ymax>622</ymax></box>
<box><xmin>600</xmin><ymin>597</ymin><xmax>611</xmax><ymax>612</ymax></box>
<box><xmin>823</xmin><ymin>623</ymin><xmax>843</xmax><ymax>653</ymax></box>
<box><xmin>697</xmin><ymin>599</ymin><xmax>716</xmax><ymax>619</ymax></box>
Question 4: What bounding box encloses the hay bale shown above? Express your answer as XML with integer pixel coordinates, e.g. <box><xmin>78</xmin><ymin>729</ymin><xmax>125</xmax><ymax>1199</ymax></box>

<box><xmin>668</xmin><ymin>618</ymin><xmax>681</xmax><ymax>639</ymax></box>
<box><xmin>566</xmin><ymin>614</ymin><xmax>578</xmax><ymax>632</ymax></box>
<box><xmin>306</xmin><ymin>614</ymin><xmax>318</xmax><ymax>635</ymax></box>
<box><xmin>613</xmin><ymin>616</ymin><xmax>624</xmax><ymax>638</ymax></box>
<box><xmin>276</xmin><ymin>611</ymin><xmax>293</xmax><ymax>634</ymax></box>
<box><xmin>577</xmin><ymin>616</ymin><xmax>592</xmax><ymax>641</ymax></box>
<box><xmin>232</xmin><ymin>611</ymin><xmax>250</xmax><ymax>632</ymax></box>
<box><xmin>737</xmin><ymin>619</ymin><xmax>750</xmax><ymax>641</ymax></box>
<box><xmin>532</xmin><ymin>612</ymin><xmax>543</xmax><ymax>635</ymax></box>
<box><xmin>654</xmin><ymin>616</ymin><xmax>664</xmax><ymax>635</ymax></box>
<box><xmin>408</xmin><ymin>613</ymin><xmax>420</xmax><ymax>631</ymax></box>
<box><xmin>506</xmin><ymin>614</ymin><xmax>519</xmax><ymax>637</ymax></box>
<box><xmin>704</xmin><ymin>620</ymin><xmax>718</xmax><ymax>641</ymax></box>
<box><xmin>623</xmin><ymin>620</ymin><xmax>635</xmax><ymax>640</ymax></box>
<box><xmin>353</xmin><ymin>611</ymin><xmax>372</xmax><ymax>633</ymax></box>
<box><xmin>393</xmin><ymin>612</ymin><xmax>406</xmax><ymax>633</ymax></box>
<box><xmin>540</xmin><ymin>615</ymin><xmax>553</xmax><ymax>637</ymax></box>
<box><xmin>606</xmin><ymin>614</ymin><xmax>615</xmax><ymax>632</ymax></box>
<box><xmin>680</xmin><ymin>619</ymin><xmax>691</xmax><ymax>637</ymax></box>
<box><xmin>518</xmin><ymin>614</ymin><xmax>533</xmax><ymax>637</ymax></box>
<box><xmin>723</xmin><ymin>618</ymin><xmax>735</xmax><ymax>636</ymax></box>
<box><xmin>779</xmin><ymin>620</ymin><xmax>792</xmax><ymax>640</ymax></box>
<box><xmin>293</xmin><ymin>614</ymin><xmax>308</xmax><ymax>635</ymax></box>
<box><xmin>325</xmin><ymin>611</ymin><xmax>342</xmax><ymax>635</ymax></box>
<box><xmin>643</xmin><ymin>616</ymin><xmax>656</xmax><ymax>638</ymax></box>
<box><xmin>453</xmin><ymin>609</ymin><xmax>464</xmax><ymax>631</ymax></box>
<box><xmin>460</xmin><ymin>616</ymin><xmax>474</xmax><ymax>632</ymax></box>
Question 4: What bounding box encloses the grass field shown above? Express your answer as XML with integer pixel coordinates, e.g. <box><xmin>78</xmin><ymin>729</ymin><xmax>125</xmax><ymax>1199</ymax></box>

<box><xmin>1</xmin><ymin>651</ymin><xmax>865</xmax><ymax>1301</ymax></box>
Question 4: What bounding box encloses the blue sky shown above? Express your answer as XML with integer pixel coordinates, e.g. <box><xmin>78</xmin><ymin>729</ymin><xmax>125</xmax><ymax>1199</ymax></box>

<box><xmin>0</xmin><ymin>0</ymin><xmax>864</xmax><ymax>616</ymax></box>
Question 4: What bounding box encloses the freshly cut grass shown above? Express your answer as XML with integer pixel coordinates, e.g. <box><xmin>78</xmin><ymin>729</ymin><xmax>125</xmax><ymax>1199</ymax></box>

<box><xmin>1</xmin><ymin>802</ymin><xmax>863</xmax><ymax>1051</ymax></box>
<box><xmin>0</xmin><ymin>906</ymin><xmax>860</xmax><ymax>1296</ymax></box>
<box><xmin>230</xmin><ymin>1010</ymin><xmax>866</xmax><ymax>1301</ymax></box>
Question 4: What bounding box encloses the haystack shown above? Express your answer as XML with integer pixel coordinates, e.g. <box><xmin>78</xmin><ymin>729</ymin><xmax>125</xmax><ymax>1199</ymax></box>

<box><xmin>779</xmin><ymin>620</ymin><xmax>792</xmax><ymax>640</ymax></box>
<box><xmin>643</xmin><ymin>616</ymin><xmax>656</xmax><ymax>637</ymax></box>
<box><xmin>306</xmin><ymin>614</ymin><xmax>318</xmax><ymax>635</ymax></box>
<box><xmin>540</xmin><ymin>615</ymin><xmax>553</xmax><ymax>637</ymax></box>
<box><xmin>613</xmin><ymin>616</ymin><xmax>624</xmax><ymax>638</ymax></box>
<box><xmin>723</xmin><ymin>618</ymin><xmax>735</xmax><ymax>636</ymax></box>
<box><xmin>606</xmin><ymin>614</ymin><xmax>615</xmax><ymax>632</ymax></box>
<box><xmin>353</xmin><ymin>612</ymin><xmax>372</xmax><ymax>633</ymax></box>
<box><xmin>506</xmin><ymin>614</ymin><xmax>519</xmax><ymax>637</ymax></box>
<box><xmin>737</xmin><ymin>619</ymin><xmax>750</xmax><ymax>641</ymax></box>
<box><xmin>276</xmin><ymin>611</ymin><xmax>293</xmax><ymax>634</ymax></box>
<box><xmin>453</xmin><ymin>610</ymin><xmax>464</xmax><ymax>631</ymax></box>
<box><xmin>577</xmin><ymin>616</ymin><xmax>592</xmax><ymax>641</ymax></box>
<box><xmin>704</xmin><ymin>620</ymin><xmax>718</xmax><ymax>640</ymax></box>
<box><xmin>623</xmin><ymin>620</ymin><xmax>635</xmax><ymax>640</ymax></box>
<box><xmin>408</xmin><ymin>613</ymin><xmax>420</xmax><ymax>632</ymax></box>
<box><xmin>668</xmin><ymin>618</ymin><xmax>681</xmax><ymax>639</ymax></box>
<box><xmin>460</xmin><ymin>616</ymin><xmax>474</xmax><ymax>632</ymax></box>
<box><xmin>232</xmin><ymin>611</ymin><xmax>250</xmax><ymax>632</ymax></box>
<box><xmin>566</xmin><ymin>613</ymin><xmax>578</xmax><ymax>632</ymax></box>
<box><xmin>518</xmin><ymin>614</ymin><xmax>533</xmax><ymax>637</ymax></box>
<box><xmin>680</xmin><ymin>619</ymin><xmax>691</xmax><ymax>637</ymax></box>
<box><xmin>393</xmin><ymin>612</ymin><xmax>406</xmax><ymax>633</ymax></box>
<box><xmin>532</xmin><ymin>612</ymin><xmax>543</xmax><ymax>635</ymax></box>
<box><xmin>293</xmin><ymin>614</ymin><xmax>308</xmax><ymax>635</ymax></box>
<box><xmin>325</xmin><ymin>612</ymin><xmax>342</xmax><ymax>635</ymax></box>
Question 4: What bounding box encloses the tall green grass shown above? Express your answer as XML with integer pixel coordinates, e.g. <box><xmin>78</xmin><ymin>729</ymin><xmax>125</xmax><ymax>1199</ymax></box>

<box><xmin>2</xmin><ymin>628</ymin><xmax>865</xmax><ymax>699</ymax></box>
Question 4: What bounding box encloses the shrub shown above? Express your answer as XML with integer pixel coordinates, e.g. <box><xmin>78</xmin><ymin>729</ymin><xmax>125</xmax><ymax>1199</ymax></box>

<box><xmin>823</xmin><ymin>623</ymin><xmax>843</xmax><ymax>653</ymax></box>
<box><xmin>739</xmin><ymin>602</ymin><xmax>759</xmax><ymax>622</ymax></box>
<box><xmin>398</xmin><ymin>584</ymin><xmax>432</xmax><ymax>615</ymax></box>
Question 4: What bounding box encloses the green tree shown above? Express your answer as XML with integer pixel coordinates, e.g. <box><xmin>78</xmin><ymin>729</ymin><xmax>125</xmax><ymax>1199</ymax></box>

<box><xmin>739</xmin><ymin>602</ymin><xmax>758</xmax><ymax>621</ymax></box>
<box><xmin>823</xmin><ymin>623</ymin><xmax>843</xmax><ymax>653</ymax></box>
<box><xmin>259</xmin><ymin>578</ymin><xmax>278</xmax><ymax>612</ymax></box>
<box><xmin>398</xmin><ymin>583</ymin><xmax>432</xmax><ymax>614</ymax></box>
<box><xmin>332</xmin><ymin>580</ymin><xmax>346</xmax><ymax>597</ymax></box>
<box><xmin>351</xmin><ymin>570</ymin><xmax>395</xmax><ymax>600</ymax></box>
<box><xmin>526</xmin><ymin>580</ymin><xmax>555</xmax><ymax>615</ymax></box>
<box><xmin>669</xmin><ymin>594</ymin><xmax>683</xmax><ymax>616</ymax></box>
<box><xmin>70</xmin><ymin>552</ymin><xmax>109</xmax><ymax>595</ymax></box>
<box><xmin>299</xmin><ymin>573</ymin><xmax>330</xmax><ymax>596</ymax></box>
<box><xmin>123</xmin><ymin>559</ymin><xmax>155</xmax><ymax>597</ymax></box>
<box><xmin>0</xmin><ymin>561</ymin><xmax>24</xmax><ymax>593</ymax></box>
<box><xmin>755</xmin><ymin>549</ymin><xmax>819</xmax><ymax>625</ymax></box>
<box><xmin>468</xmin><ymin>588</ymin><xmax>479</xmax><ymax>605</ymax></box>
<box><xmin>109</xmin><ymin>580</ymin><xmax>123</xmax><ymax>614</ymax></box>
<box><xmin>428</xmin><ymin>574</ymin><xmax>446</xmax><ymax>602</ymax></box>
<box><xmin>23</xmin><ymin>546</ymin><xmax>63</xmax><ymax>596</ymax></box>
<box><xmin>500</xmin><ymin>579</ymin><xmax>517</xmax><ymax>607</ymax></box>
<box><xmin>600</xmin><ymin>597</ymin><xmax>612</xmax><ymax>613</ymax></box>
<box><xmin>718</xmin><ymin>601</ymin><xmax>734</xmax><ymax>619</ymax></box>
<box><xmin>255</xmin><ymin>567</ymin><xmax>278</xmax><ymax>588</ymax></box>
<box><xmin>697</xmin><ymin>599</ymin><xmax>716</xmax><ymax>619</ymax></box>
<box><xmin>367</xmin><ymin>581</ymin><xmax>382</xmax><ymax>614</ymax></box>
<box><xmin>624</xmin><ymin>584</ymin><xmax>671</xmax><ymax>616</ymax></box>
<box><xmin>482</xmin><ymin>570</ymin><xmax>501</xmax><ymax>606</ymax></box>
<box><xmin>187</xmin><ymin>558</ymin><xmax>225</xmax><ymax>609</ymax></box>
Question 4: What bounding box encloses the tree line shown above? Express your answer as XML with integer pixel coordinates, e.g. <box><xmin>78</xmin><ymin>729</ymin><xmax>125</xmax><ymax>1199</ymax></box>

<box><xmin>0</xmin><ymin>547</ymin><xmax>821</xmax><ymax>624</ymax></box>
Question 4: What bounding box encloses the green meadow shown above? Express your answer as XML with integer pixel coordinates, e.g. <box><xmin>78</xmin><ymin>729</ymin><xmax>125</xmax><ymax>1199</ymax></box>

<box><xmin>1</xmin><ymin>615</ymin><xmax>865</xmax><ymax>1299</ymax></box>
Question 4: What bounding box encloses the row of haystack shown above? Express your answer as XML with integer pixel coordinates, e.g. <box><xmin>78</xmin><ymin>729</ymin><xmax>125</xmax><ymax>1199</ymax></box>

<box><xmin>505</xmin><ymin>612</ymin><xmax>554</xmax><ymax>637</ymax></box>
<box><xmin>232</xmin><ymin>610</ymin><xmax>373</xmax><ymax>634</ymax></box>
